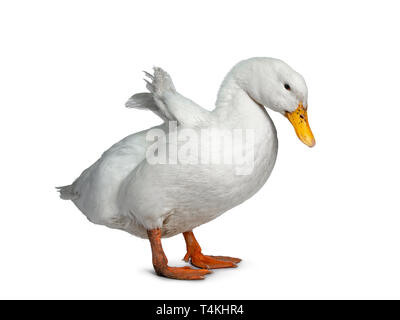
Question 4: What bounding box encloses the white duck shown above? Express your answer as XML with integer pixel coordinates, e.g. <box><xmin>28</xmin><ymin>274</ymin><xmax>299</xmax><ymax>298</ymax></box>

<box><xmin>58</xmin><ymin>57</ymin><xmax>315</xmax><ymax>280</ymax></box>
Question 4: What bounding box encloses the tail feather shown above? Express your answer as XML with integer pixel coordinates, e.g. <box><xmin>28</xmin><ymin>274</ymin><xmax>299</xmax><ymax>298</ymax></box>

<box><xmin>144</xmin><ymin>67</ymin><xmax>176</xmax><ymax>98</ymax></box>
<box><xmin>125</xmin><ymin>92</ymin><xmax>169</xmax><ymax>121</ymax></box>
<box><xmin>125</xmin><ymin>67</ymin><xmax>176</xmax><ymax>121</ymax></box>
<box><xmin>56</xmin><ymin>185</ymin><xmax>78</xmax><ymax>200</ymax></box>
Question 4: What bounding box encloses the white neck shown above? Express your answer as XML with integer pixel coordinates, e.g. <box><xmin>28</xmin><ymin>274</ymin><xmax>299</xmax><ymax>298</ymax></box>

<box><xmin>212</xmin><ymin>75</ymin><xmax>274</xmax><ymax>132</ymax></box>
<box><xmin>211</xmin><ymin>72</ymin><xmax>278</xmax><ymax>194</ymax></box>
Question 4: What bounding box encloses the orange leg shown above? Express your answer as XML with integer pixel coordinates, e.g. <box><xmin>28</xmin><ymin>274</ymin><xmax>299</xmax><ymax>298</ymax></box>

<box><xmin>147</xmin><ymin>229</ymin><xmax>212</xmax><ymax>280</ymax></box>
<box><xmin>183</xmin><ymin>230</ymin><xmax>241</xmax><ymax>269</ymax></box>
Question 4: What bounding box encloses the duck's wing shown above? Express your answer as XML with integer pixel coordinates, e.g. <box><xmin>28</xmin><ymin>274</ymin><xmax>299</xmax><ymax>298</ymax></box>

<box><xmin>125</xmin><ymin>92</ymin><xmax>172</xmax><ymax>121</ymax></box>
<box><xmin>126</xmin><ymin>67</ymin><xmax>211</xmax><ymax>127</ymax></box>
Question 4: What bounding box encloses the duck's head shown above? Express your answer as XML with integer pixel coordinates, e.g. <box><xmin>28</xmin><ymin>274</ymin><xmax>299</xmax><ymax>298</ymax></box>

<box><xmin>235</xmin><ymin>57</ymin><xmax>315</xmax><ymax>147</ymax></box>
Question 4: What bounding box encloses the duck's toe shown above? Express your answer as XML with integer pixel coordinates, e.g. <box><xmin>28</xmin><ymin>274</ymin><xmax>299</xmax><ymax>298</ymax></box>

<box><xmin>158</xmin><ymin>266</ymin><xmax>212</xmax><ymax>280</ymax></box>
<box><xmin>208</xmin><ymin>255</ymin><xmax>242</xmax><ymax>264</ymax></box>
<box><xmin>186</xmin><ymin>253</ymin><xmax>240</xmax><ymax>269</ymax></box>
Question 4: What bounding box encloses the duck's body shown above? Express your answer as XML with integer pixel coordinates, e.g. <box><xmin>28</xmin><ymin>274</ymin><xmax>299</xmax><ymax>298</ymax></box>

<box><xmin>59</xmin><ymin>57</ymin><xmax>314</xmax><ymax>280</ymax></box>
<box><xmin>62</xmin><ymin>83</ymin><xmax>278</xmax><ymax>239</ymax></box>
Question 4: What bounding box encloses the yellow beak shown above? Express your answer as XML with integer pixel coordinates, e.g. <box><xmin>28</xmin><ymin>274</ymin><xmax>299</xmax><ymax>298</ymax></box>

<box><xmin>285</xmin><ymin>103</ymin><xmax>316</xmax><ymax>147</ymax></box>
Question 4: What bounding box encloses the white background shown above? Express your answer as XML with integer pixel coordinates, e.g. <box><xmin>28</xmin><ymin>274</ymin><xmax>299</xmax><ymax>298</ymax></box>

<box><xmin>1</xmin><ymin>0</ymin><xmax>399</xmax><ymax>299</ymax></box>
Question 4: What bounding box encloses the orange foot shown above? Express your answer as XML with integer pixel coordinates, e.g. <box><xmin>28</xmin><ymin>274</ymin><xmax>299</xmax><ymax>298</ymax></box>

<box><xmin>156</xmin><ymin>265</ymin><xmax>212</xmax><ymax>280</ymax></box>
<box><xmin>183</xmin><ymin>231</ymin><xmax>241</xmax><ymax>269</ymax></box>
<box><xmin>147</xmin><ymin>228</ymin><xmax>212</xmax><ymax>280</ymax></box>
<box><xmin>183</xmin><ymin>252</ymin><xmax>241</xmax><ymax>269</ymax></box>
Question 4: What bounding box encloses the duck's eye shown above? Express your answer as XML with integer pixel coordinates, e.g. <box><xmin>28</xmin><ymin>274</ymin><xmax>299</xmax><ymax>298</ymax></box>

<box><xmin>284</xmin><ymin>83</ymin><xmax>291</xmax><ymax>91</ymax></box>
